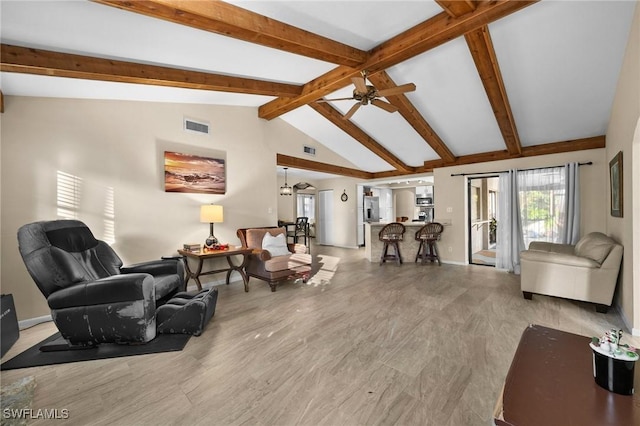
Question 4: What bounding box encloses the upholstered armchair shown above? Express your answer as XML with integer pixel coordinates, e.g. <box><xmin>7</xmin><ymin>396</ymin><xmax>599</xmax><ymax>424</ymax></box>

<box><xmin>520</xmin><ymin>232</ymin><xmax>623</xmax><ymax>313</ymax></box>
<box><xmin>237</xmin><ymin>227</ymin><xmax>312</xmax><ymax>292</ymax></box>
<box><xmin>17</xmin><ymin>220</ymin><xmax>185</xmax><ymax>346</ymax></box>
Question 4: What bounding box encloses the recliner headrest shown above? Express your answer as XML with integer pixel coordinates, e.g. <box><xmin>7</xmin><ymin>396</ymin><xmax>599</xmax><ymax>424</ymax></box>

<box><xmin>46</xmin><ymin>225</ymin><xmax>98</xmax><ymax>252</ymax></box>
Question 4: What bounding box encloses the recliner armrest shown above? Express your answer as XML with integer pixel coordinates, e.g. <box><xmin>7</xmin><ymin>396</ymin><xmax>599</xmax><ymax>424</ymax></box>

<box><xmin>47</xmin><ymin>273</ymin><xmax>155</xmax><ymax>310</ymax></box>
<box><xmin>520</xmin><ymin>250</ymin><xmax>600</xmax><ymax>268</ymax></box>
<box><xmin>121</xmin><ymin>258</ymin><xmax>182</xmax><ymax>276</ymax></box>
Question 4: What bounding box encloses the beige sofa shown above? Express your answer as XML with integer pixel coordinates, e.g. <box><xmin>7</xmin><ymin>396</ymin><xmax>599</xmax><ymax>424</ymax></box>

<box><xmin>520</xmin><ymin>232</ymin><xmax>623</xmax><ymax>313</ymax></box>
<box><xmin>237</xmin><ymin>227</ymin><xmax>312</xmax><ymax>292</ymax></box>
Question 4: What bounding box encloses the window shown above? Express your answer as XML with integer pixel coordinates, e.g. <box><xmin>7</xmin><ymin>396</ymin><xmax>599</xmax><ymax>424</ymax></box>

<box><xmin>517</xmin><ymin>167</ymin><xmax>566</xmax><ymax>248</ymax></box>
<box><xmin>296</xmin><ymin>194</ymin><xmax>315</xmax><ymax>222</ymax></box>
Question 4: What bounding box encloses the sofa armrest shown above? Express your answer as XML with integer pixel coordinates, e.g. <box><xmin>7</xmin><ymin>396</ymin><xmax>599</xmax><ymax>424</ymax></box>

<box><xmin>47</xmin><ymin>274</ymin><xmax>155</xmax><ymax>310</ymax></box>
<box><xmin>121</xmin><ymin>258</ymin><xmax>183</xmax><ymax>276</ymax></box>
<box><xmin>251</xmin><ymin>248</ymin><xmax>273</xmax><ymax>261</ymax></box>
<box><xmin>528</xmin><ymin>241</ymin><xmax>575</xmax><ymax>255</ymax></box>
<box><xmin>520</xmin><ymin>250</ymin><xmax>600</xmax><ymax>268</ymax></box>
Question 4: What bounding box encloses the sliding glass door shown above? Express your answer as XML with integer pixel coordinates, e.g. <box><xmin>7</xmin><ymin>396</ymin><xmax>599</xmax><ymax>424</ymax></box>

<box><xmin>468</xmin><ymin>176</ymin><xmax>499</xmax><ymax>266</ymax></box>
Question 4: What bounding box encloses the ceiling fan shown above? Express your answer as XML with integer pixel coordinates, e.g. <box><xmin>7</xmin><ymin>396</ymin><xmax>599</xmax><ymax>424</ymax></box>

<box><xmin>318</xmin><ymin>70</ymin><xmax>416</xmax><ymax>120</ymax></box>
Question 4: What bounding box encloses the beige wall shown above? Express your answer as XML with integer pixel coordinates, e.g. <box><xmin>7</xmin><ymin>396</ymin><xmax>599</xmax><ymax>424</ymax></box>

<box><xmin>433</xmin><ymin>149</ymin><xmax>608</xmax><ymax>264</ymax></box>
<box><xmin>0</xmin><ymin>96</ymin><xmax>309</xmax><ymax>320</ymax></box>
<box><xmin>606</xmin><ymin>3</ymin><xmax>640</xmax><ymax>332</ymax></box>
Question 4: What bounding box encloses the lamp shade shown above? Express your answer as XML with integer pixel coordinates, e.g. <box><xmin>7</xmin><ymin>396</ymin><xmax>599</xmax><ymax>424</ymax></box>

<box><xmin>200</xmin><ymin>205</ymin><xmax>223</xmax><ymax>223</ymax></box>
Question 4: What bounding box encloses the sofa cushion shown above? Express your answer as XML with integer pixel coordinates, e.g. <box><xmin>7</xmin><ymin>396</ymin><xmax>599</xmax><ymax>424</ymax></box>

<box><xmin>245</xmin><ymin>228</ymin><xmax>285</xmax><ymax>250</ymax></box>
<box><xmin>262</xmin><ymin>232</ymin><xmax>291</xmax><ymax>257</ymax></box>
<box><xmin>264</xmin><ymin>255</ymin><xmax>293</xmax><ymax>272</ymax></box>
<box><xmin>574</xmin><ymin>232</ymin><xmax>614</xmax><ymax>265</ymax></box>
<box><xmin>263</xmin><ymin>253</ymin><xmax>312</xmax><ymax>272</ymax></box>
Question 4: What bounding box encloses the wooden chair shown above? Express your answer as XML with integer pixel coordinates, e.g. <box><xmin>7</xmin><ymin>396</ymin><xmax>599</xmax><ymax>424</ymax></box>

<box><xmin>415</xmin><ymin>222</ymin><xmax>444</xmax><ymax>266</ymax></box>
<box><xmin>287</xmin><ymin>217</ymin><xmax>309</xmax><ymax>247</ymax></box>
<box><xmin>378</xmin><ymin>222</ymin><xmax>406</xmax><ymax>265</ymax></box>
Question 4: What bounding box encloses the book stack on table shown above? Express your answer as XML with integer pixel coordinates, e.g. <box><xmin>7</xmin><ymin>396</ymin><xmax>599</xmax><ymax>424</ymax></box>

<box><xmin>182</xmin><ymin>243</ymin><xmax>202</xmax><ymax>252</ymax></box>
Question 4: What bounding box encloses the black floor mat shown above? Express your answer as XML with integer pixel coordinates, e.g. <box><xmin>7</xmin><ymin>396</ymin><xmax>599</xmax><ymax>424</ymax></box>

<box><xmin>1</xmin><ymin>332</ymin><xmax>191</xmax><ymax>371</ymax></box>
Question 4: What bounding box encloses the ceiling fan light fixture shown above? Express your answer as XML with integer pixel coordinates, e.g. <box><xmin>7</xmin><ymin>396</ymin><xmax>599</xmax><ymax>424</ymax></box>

<box><xmin>321</xmin><ymin>69</ymin><xmax>415</xmax><ymax>120</ymax></box>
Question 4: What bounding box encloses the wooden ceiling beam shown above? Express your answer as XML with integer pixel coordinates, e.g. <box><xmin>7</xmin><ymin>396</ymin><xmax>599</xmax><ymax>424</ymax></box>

<box><xmin>367</xmin><ymin>71</ymin><xmax>456</xmax><ymax>163</ymax></box>
<box><xmin>259</xmin><ymin>0</ymin><xmax>538</xmax><ymax>120</ymax></box>
<box><xmin>435</xmin><ymin>0</ymin><xmax>477</xmax><ymax>19</ymax></box>
<box><xmin>309</xmin><ymin>102</ymin><xmax>414</xmax><ymax>173</ymax></box>
<box><xmin>280</xmin><ymin>135</ymin><xmax>605</xmax><ymax>180</ymax></box>
<box><xmin>364</xmin><ymin>0</ymin><xmax>537</xmax><ymax>74</ymax></box>
<box><xmin>0</xmin><ymin>44</ymin><xmax>302</xmax><ymax>97</ymax></box>
<box><xmin>92</xmin><ymin>0</ymin><xmax>368</xmax><ymax>67</ymax></box>
<box><xmin>412</xmin><ymin>135</ymin><xmax>606</xmax><ymax>174</ymax></box>
<box><xmin>465</xmin><ymin>26</ymin><xmax>522</xmax><ymax>156</ymax></box>
<box><xmin>259</xmin><ymin>65</ymin><xmax>361</xmax><ymax>120</ymax></box>
<box><xmin>277</xmin><ymin>153</ymin><xmax>374</xmax><ymax>180</ymax></box>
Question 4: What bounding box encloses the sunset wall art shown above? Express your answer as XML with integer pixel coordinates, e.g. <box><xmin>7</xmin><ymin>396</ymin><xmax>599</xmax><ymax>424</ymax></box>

<box><xmin>164</xmin><ymin>151</ymin><xmax>226</xmax><ymax>194</ymax></box>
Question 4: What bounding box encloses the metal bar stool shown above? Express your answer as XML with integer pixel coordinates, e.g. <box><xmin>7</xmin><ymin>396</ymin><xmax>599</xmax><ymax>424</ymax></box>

<box><xmin>415</xmin><ymin>222</ymin><xmax>444</xmax><ymax>266</ymax></box>
<box><xmin>379</xmin><ymin>222</ymin><xmax>406</xmax><ymax>265</ymax></box>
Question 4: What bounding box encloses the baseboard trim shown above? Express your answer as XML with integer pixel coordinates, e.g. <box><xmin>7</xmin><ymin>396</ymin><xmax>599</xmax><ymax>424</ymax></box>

<box><xmin>616</xmin><ymin>304</ymin><xmax>638</xmax><ymax>336</ymax></box>
<box><xmin>19</xmin><ymin>315</ymin><xmax>52</xmax><ymax>330</ymax></box>
<box><xmin>441</xmin><ymin>260</ymin><xmax>467</xmax><ymax>266</ymax></box>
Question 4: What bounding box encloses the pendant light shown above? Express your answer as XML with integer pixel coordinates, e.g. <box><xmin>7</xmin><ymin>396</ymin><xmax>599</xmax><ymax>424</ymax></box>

<box><xmin>280</xmin><ymin>167</ymin><xmax>292</xmax><ymax>196</ymax></box>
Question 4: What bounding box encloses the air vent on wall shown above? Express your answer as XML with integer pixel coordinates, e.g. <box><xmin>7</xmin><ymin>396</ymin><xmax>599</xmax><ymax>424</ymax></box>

<box><xmin>303</xmin><ymin>145</ymin><xmax>316</xmax><ymax>156</ymax></box>
<box><xmin>184</xmin><ymin>118</ymin><xmax>210</xmax><ymax>135</ymax></box>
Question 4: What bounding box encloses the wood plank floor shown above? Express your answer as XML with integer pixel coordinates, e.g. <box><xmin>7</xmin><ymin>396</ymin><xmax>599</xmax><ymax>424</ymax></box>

<box><xmin>2</xmin><ymin>244</ymin><xmax>637</xmax><ymax>425</ymax></box>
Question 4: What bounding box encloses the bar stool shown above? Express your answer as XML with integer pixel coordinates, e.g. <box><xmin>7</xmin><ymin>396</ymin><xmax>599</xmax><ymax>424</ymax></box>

<box><xmin>378</xmin><ymin>222</ymin><xmax>406</xmax><ymax>265</ymax></box>
<box><xmin>415</xmin><ymin>222</ymin><xmax>444</xmax><ymax>266</ymax></box>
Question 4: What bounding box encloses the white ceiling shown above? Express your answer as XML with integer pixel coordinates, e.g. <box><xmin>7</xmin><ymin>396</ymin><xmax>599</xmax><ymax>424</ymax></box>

<box><xmin>1</xmin><ymin>0</ymin><xmax>636</xmax><ymax>179</ymax></box>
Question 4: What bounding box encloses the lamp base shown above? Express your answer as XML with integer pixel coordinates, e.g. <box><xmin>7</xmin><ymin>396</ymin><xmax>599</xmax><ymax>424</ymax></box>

<box><xmin>204</xmin><ymin>235</ymin><xmax>219</xmax><ymax>249</ymax></box>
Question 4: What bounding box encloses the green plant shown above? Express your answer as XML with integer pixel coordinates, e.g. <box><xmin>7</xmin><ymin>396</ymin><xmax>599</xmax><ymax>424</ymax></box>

<box><xmin>489</xmin><ymin>217</ymin><xmax>497</xmax><ymax>243</ymax></box>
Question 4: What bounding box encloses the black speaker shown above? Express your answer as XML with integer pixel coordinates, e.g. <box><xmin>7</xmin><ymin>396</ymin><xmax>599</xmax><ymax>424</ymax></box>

<box><xmin>1</xmin><ymin>294</ymin><xmax>20</xmax><ymax>357</ymax></box>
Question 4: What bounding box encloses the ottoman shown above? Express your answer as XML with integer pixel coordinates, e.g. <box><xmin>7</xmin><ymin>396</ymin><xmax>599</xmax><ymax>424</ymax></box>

<box><xmin>156</xmin><ymin>287</ymin><xmax>218</xmax><ymax>336</ymax></box>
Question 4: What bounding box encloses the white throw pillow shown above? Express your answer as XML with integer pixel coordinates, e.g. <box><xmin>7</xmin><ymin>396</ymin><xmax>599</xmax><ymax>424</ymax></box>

<box><xmin>262</xmin><ymin>232</ymin><xmax>291</xmax><ymax>257</ymax></box>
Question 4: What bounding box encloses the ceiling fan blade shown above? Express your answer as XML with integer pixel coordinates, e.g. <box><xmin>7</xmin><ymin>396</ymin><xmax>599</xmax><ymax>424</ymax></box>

<box><xmin>371</xmin><ymin>99</ymin><xmax>399</xmax><ymax>113</ymax></box>
<box><xmin>351</xmin><ymin>76</ymin><xmax>368</xmax><ymax>94</ymax></box>
<box><xmin>343</xmin><ymin>103</ymin><xmax>361</xmax><ymax>120</ymax></box>
<box><xmin>316</xmin><ymin>97</ymin><xmax>356</xmax><ymax>102</ymax></box>
<box><xmin>376</xmin><ymin>83</ymin><xmax>417</xmax><ymax>97</ymax></box>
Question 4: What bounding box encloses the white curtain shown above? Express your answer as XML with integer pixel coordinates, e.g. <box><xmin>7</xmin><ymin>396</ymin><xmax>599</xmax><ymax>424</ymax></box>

<box><xmin>562</xmin><ymin>162</ymin><xmax>580</xmax><ymax>244</ymax></box>
<box><xmin>496</xmin><ymin>170</ymin><xmax>525</xmax><ymax>273</ymax></box>
<box><xmin>496</xmin><ymin>163</ymin><xmax>581</xmax><ymax>273</ymax></box>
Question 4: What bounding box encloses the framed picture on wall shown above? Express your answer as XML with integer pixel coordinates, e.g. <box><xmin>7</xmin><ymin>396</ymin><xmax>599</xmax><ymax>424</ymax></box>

<box><xmin>609</xmin><ymin>151</ymin><xmax>623</xmax><ymax>217</ymax></box>
<box><xmin>164</xmin><ymin>151</ymin><xmax>226</xmax><ymax>194</ymax></box>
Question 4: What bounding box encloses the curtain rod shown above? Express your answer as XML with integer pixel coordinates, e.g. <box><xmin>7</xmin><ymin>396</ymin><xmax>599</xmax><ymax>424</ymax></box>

<box><xmin>450</xmin><ymin>161</ymin><xmax>593</xmax><ymax>177</ymax></box>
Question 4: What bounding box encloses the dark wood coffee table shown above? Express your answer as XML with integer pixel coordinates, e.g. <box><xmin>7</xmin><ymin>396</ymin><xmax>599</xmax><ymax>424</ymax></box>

<box><xmin>177</xmin><ymin>246</ymin><xmax>252</xmax><ymax>292</ymax></box>
<box><xmin>494</xmin><ymin>324</ymin><xmax>640</xmax><ymax>426</ymax></box>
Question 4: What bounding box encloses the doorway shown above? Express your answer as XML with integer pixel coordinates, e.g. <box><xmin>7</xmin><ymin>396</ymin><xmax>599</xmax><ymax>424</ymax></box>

<box><xmin>468</xmin><ymin>176</ymin><xmax>499</xmax><ymax>266</ymax></box>
<box><xmin>317</xmin><ymin>190</ymin><xmax>334</xmax><ymax>246</ymax></box>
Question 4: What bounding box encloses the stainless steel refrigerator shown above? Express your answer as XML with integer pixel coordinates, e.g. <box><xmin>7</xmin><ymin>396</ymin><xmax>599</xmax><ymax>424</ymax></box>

<box><xmin>364</xmin><ymin>196</ymin><xmax>380</xmax><ymax>222</ymax></box>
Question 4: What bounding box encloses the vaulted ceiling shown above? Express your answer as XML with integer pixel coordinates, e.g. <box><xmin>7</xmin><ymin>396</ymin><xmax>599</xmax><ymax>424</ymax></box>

<box><xmin>0</xmin><ymin>1</ymin><xmax>635</xmax><ymax>180</ymax></box>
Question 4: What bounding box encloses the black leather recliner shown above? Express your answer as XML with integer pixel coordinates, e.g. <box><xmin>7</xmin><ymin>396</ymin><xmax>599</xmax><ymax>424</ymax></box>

<box><xmin>17</xmin><ymin>220</ymin><xmax>185</xmax><ymax>345</ymax></box>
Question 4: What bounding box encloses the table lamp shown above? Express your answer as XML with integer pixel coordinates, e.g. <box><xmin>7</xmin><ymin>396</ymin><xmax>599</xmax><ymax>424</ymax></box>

<box><xmin>200</xmin><ymin>204</ymin><xmax>223</xmax><ymax>249</ymax></box>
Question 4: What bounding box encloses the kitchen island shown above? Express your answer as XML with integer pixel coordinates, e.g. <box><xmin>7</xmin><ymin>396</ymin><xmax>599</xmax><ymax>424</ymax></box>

<box><xmin>365</xmin><ymin>222</ymin><xmax>431</xmax><ymax>263</ymax></box>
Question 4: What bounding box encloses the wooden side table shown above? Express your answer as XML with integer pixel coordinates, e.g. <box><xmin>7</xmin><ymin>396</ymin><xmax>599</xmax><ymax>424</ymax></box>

<box><xmin>177</xmin><ymin>246</ymin><xmax>252</xmax><ymax>292</ymax></box>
